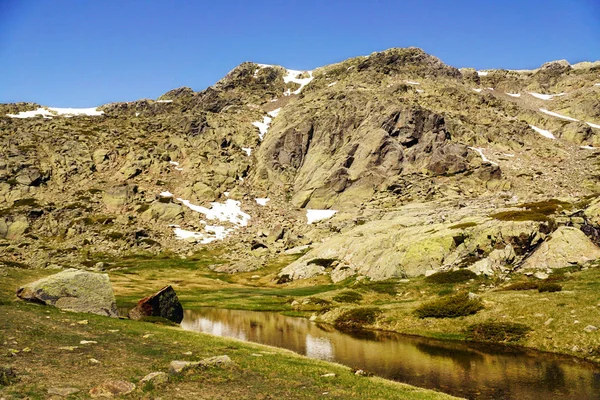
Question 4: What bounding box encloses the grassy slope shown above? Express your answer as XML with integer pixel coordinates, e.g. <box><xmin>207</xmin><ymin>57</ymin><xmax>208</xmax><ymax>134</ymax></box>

<box><xmin>99</xmin><ymin>250</ymin><xmax>600</xmax><ymax>363</ymax></box>
<box><xmin>0</xmin><ymin>267</ymin><xmax>457</xmax><ymax>400</ymax></box>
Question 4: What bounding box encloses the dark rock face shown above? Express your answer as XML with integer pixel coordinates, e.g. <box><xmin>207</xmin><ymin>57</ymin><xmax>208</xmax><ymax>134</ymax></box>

<box><xmin>128</xmin><ymin>285</ymin><xmax>183</xmax><ymax>324</ymax></box>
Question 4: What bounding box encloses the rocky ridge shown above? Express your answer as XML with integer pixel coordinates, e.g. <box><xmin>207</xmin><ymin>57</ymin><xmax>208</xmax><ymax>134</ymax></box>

<box><xmin>1</xmin><ymin>47</ymin><xmax>600</xmax><ymax>281</ymax></box>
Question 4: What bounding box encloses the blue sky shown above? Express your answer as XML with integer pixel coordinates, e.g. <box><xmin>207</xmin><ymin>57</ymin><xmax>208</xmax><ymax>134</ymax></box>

<box><xmin>1</xmin><ymin>0</ymin><xmax>599</xmax><ymax>107</ymax></box>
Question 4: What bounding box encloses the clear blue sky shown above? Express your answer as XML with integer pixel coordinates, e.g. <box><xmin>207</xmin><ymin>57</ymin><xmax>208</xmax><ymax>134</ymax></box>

<box><xmin>1</xmin><ymin>0</ymin><xmax>599</xmax><ymax>107</ymax></box>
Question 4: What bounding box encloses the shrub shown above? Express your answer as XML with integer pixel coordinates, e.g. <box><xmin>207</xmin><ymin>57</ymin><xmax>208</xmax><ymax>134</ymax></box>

<box><xmin>424</xmin><ymin>269</ymin><xmax>478</xmax><ymax>284</ymax></box>
<box><xmin>491</xmin><ymin>210</ymin><xmax>550</xmax><ymax>222</ymax></box>
<box><xmin>449</xmin><ymin>222</ymin><xmax>478</xmax><ymax>229</ymax></box>
<box><xmin>503</xmin><ymin>281</ymin><xmax>539</xmax><ymax>291</ymax></box>
<box><xmin>414</xmin><ymin>292</ymin><xmax>484</xmax><ymax>319</ymax></box>
<box><xmin>333</xmin><ymin>291</ymin><xmax>363</xmax><ymax>303</ymax></box>
<box><xmin>307</xmin><ymin>258</ymin><xmax>337</xmax><ymax>268</ymax></box>
<box><xmin>538</xmin><ymin>282</ymin><xmax>562</xmax><ymax>293</ymax></box>
<box><xmin>359</xmin><ymin>281</ymin><xmax>398</xmax><ymax>296</ymax></box>
<box><xmin>334</xmin><ymin>307</ymin><xmax>381</xmax><ymax>331</ymax></box>
<box><xmin>466</xmin><ymin>322</ymin><xmax>531</xmax><ymax>343</ymax></box>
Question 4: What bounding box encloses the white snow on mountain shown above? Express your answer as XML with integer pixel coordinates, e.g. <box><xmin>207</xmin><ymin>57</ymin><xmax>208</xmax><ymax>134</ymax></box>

<box><xmin>539</xmin><ymin>108</ymin><xmax>579</xmax><ymax>122</ymax></box>
<box><xmin>528</xmin><ymin>92</ymin><xmax>565</xmax><ymax>100</ymax></box>
<box><xmin>252</xmin><ymin>116</ymin><xmax>273</xmax><ymax>140</ymax></box>
<box><xmin>306</xmin><ymin>209</ymin><xmax>337</xmax><ymax>224</ymax></box>
<box><xmin>255</xmin><ymin>198</ymin><xmax>270</xmax><ymax>206</ymax></box>
<box><xmin>468</xmin><ymin>147</ymin><xmax>498</xmax><ymax>166</ymax></box>
<box><xmin>7</xmin><ymin>106</ymin><xmax>104</xmax><ymax>118</ymax></box>
<box><xmin>530</xmin><ymin>125</ymin><xmax>555</xmax><ymax>139</ymax></box>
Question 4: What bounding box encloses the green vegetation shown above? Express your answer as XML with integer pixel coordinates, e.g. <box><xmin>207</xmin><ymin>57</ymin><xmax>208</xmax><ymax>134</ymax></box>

<box><xmin>414</xmin><ymin>292</ymin><xmax>484</xmax><ymax>319</ymax></box>
<box><xmin>333</xmin><ymin>291</ymin><xmax>363</xmax><ymax>303</ymax></box>
<box><xmin>357</xmin><ymin>280</ymin><xmax>399</xmax><ymax>296</ymax></box>
<box><xmin>0</xmin><ymin>290</ymin><xmax>453</xmax><ymax>400</ymax></box>
<box><xmin>334</xmin><ymin>307</ymin><xmax>382</xmax><ymax>331</ymax></box>
<box><xmin>449</xmin><ymin>222</ymin><xmax>478</xmax><ymax>229</ymax></box>
<box><xmin>425</xmin><ymin>269</ymin><xmax>478</xmax><ymax>284</ymax></box>
<box><xmin>538</xmin><ymin>282</ymin><xmax>562</xmax><ymax>292</ymax></box>
<box><xmin>466</xmin><ymin>322</ymin><xmax>531</xmax><ymax>343</ymax></box>
<box><xmin>503</xmin><ymin>281</ymin><xmax>539</xmax><ymax>291</ymax></box>
<box><xmin>517</xmin><ymin>199</ymin><xmax>572</xmax><ymax>215</ymax></box>
<box><xmin>491</xmin><ymin>210</ymin><xmax>551</xmax><ymax>222</ymax></box>
<box><xmin>138</xmin><ymin>316</ymin><xmax>181</xmax><ymax>326</ymax></box>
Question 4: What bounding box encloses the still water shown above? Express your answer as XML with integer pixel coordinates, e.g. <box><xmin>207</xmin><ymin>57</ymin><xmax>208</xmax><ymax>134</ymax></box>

<box><xmin>181</xmin><ymin>308</ymin><xmax>600</xmax><ymax>400</ymax></box>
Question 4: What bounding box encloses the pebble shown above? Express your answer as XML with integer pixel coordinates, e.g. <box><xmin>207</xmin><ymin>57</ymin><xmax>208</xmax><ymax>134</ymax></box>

<box><xmin>89</xmin><ymin>358</ymin><xmax>100</xmax><ymax>364</ymax></box>
<box><xmin>321</xmin><ymin>373</ymin><xmax>336</xmax><ymax>377</ymax></box>
<box><xmin>584</xmin><ymin>325</ymin><xmax>598</xmax><ymax>332</ymax></box>
<box><xmin>77</xmin><ymin>320</ymin><xmax>89</xmax><ymax>325</ymax></box>
<box><xmin>80</xmin><ymin>340</ymin><xmax>97</xmax><ymax>345</ymax></box>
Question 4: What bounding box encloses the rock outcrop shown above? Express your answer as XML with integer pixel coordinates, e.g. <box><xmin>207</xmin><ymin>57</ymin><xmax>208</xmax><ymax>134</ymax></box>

<box><xmin>521</xmin><ymin>226</ymin><xmax>600</xmax><ymax>270</ymax></box>
<box><xmin>16</xmin><ymin>269</ymin><xmax>118</xmax><ymax>317</ymax></box>
<box><xmin>128</xmin><ymin>285</ymin><xmax>184</xmax><ymax>323</ymax></box>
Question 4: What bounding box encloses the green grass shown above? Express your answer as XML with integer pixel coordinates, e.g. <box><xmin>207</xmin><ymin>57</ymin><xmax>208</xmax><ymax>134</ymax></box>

<box><xmin>425</xmin><ymin>270</ymin><xmax>478</xmax><ymax>284</ymax></box>
<box><xmin>466</xmin><ymin>322</ymin><xmax>531</xmax><ymax>343</ymax></box>
<box><xmin>333</xmin><ymin>291</ymin><xmax>363</xmax><ymax>303</ymax></box>
<box><xmin>334</xmin><ymin>307</ymin><xmax>382</xmax><ymax>331</ymax></box>
<box><xmin>0</xmin><ymin>268</ymin><xmax>457</xmax><ymax>400</ymax></box>
<box><xmin>414</xmin><ymin>293</ymin><xmax>484</xmax><ymax>319</ymax></box>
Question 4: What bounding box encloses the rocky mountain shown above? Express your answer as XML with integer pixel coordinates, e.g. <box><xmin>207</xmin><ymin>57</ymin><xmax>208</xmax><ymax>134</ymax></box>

<box><xmin>2</xmin><ymin>47</ymin><xmax>600</xmax><ymax>281</ymax></box>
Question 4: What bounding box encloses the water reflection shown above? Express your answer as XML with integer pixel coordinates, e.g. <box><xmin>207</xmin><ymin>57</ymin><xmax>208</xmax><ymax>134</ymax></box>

<box><xmin>181</xmin><ymin>308</ymin><xmax>600</xmax><ymax>400</ymax></box>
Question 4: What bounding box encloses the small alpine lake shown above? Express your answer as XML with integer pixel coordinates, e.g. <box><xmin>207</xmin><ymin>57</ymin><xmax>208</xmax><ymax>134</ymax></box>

<box><xmin>181</xmin><ymin>308</ymin><xmax>600</xmax><ymax>400</ymax></box>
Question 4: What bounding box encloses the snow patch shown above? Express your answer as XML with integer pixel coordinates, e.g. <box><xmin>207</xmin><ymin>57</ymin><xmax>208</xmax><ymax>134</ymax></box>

<box><xmin>327</xmin><ymin>81</ymin><xmax>338</xmax><ymax>87</ymax></box>
<box><xmin>242</xmin><ymin>147</ymin><xmax>252</xmax><ymax>156</ymax></box>
<box><xmin>255</xmin><ymin>198</ymin><xmax>270</xmax><ymax>206</ymax></box>
<box><xmin>160</xmin><ymin>191</ymin><xmax>174</xmax><ymax>198</ymax></box>
<box><xmin>581</xmin><ymin>145</ymin><xmax>596</xmax><ymax>150</ymax></box>
<box><xmin>528</xmin><ymin>92</ymin><xmax>565</xmax><ymax>100</ymax></box>
<box><xmin>468</xmin><ymin>147</ymin><xmax>498</xmax><ymax>166</ymax></box>
<box><xmin>586</xmin><ymin>122</ymin><xmax>600</xmax><ymax>129</ymax></box>
<box><xmin>502</xmin><ymin>153</ymin><xmax>515</xmax><ymax>157</ymax></box>
<box><xmin>405</xmin><ymin>80</ymin><xmax>420</xmax><ymax>85</ymax></box>
<box><xmin>175</xmin><ymin>167</ymin><xmax>183</xmax><ymax>171</ymax></box>
<box><xmin>477</xmin><ymin>71</ymin><xmax>489</xmax><ymax>76</ymax></box>
<box><xmin>156</xmin><ymin>100</ymin><xmax>173</xmax><ymax>103</ymax></box>
<box><xmin>472</xmin><ymin>88</ymin><xmax>483</xmax><ymax>93</ymax></box>
<box><xmin>169</xmin><ymin>161</ymin><xmax>180</xmax><ymax>166</ymax></box>
<box><xmin>530</xmin><ymin>125</ymin><xmax>555</xmax><ymax>139</ymax></box>
<box><xmin>416</xmin><ymin>89</ymin><xmax>424</xmax><ymax>93</ymax></box>
<box><xmin>267</xmin><ymin>108</ymin><xmax>281</xmax><ymax>118</ymax></box>
<box><xmin>283</xmin><ymin>69</ymin><xmax>314</xmax><ymax>95</ymax></box>
<box><xmin>539</xmin><ymin>108</ymin><xmax>579</xmax><ymax>122</ymax></box>
<box><xmin>176</xmin><ymin>198</ymin><xmax>251</xmax><ymax>227</ymax></box>
<box><xmin>506</xmin><ymin>93</ymin><xmax>521</xmax><ymax>97</ymax></box>
<box><xmin>172</xmin><ymin>226</ymin><xmax>231</xmax><ymax>244</ymax></box>
<box><xmin>252</xmin><ymin>116</ymin><xmax>273</xmax><ymax>141</ymax></box>
<box><xmin>306</xmin><ymin>209</ymin><xmax>337</xmax><ymax>224</ymax></box>
<box><xmin>7</xmin><ymin>106</ymin><xmax>104</xmax><ymax>118</ymax></box>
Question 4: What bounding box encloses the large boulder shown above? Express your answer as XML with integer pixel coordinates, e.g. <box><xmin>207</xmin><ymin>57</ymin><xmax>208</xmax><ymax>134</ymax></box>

<box><xmin>128</xmin><ymin>285</ymin><xmax>183</xmax><ymax>323</ymax></box>
<box><xmin>16</xmin><ymin>269</ymin><xmax>118</xmax><ymax>317</ymax></box>
<box><xmin>521</xmin><ymin>226</ymin><xmax>600</xmax><ymax>270</ymax></box>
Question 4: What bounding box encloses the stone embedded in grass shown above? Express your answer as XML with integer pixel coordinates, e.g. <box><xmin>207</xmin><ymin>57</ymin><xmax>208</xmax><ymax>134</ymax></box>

<box><xmin>128</xmin><ymin>285</ymin><xmax>183</xmax><ymax>324</ymax></box>
<box><xmin>169</xmin><ymin>355</ymin><xmax>234</xmax><ymax>375</ymax></box>
<box><xmin>16</xmin><ymin>269</ymin><xmax>118</xmax><ymax>317</ymax></box>
<box><xmin>47</xmin><ymin>387</ymin><xmax>80</xmax><ymax>397</ymax></box>
<box><xmin>140</xmin><ymin>371</ymin><xmax>169</xmax><ymax>387</ymax></box>
<box><xmin>89</xmin><ymin>380</ymin><xmax>136</xmax><ymax>398</ymax></box>
<box><xmin>584</xmin><ymin>325</ymin><xmax>598</xmax><ymax>333</ymax></box>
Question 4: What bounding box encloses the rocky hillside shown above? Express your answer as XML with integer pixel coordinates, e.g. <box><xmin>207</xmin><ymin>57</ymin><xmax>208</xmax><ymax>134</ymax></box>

<box><xmin>2</xmin><ymin>47</ymin><xmax>600</xmax><ymax>281</ymax></box>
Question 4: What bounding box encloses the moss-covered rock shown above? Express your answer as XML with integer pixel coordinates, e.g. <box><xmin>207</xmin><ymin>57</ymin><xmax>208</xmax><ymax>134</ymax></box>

<box><xmin>16</xmin><ymin>269</ymin><xmax>118</xmax><ymax>317</ymax></box>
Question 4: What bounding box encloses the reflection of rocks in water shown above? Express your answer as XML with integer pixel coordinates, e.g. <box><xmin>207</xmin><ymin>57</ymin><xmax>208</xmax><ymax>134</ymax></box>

<box><xmin>181</xmin><ymin>308</ymin><xmax>600</xmax><ymax>400</ymax></box>
<box><xmin>415</xmin><ymin>341</ymin><xmax>485</xmax><ymax>371</ymax></box>
<box><xmin>305</xmin><ymin>334</ymin><xmax>334</xmax><ymax>361</ymax></box>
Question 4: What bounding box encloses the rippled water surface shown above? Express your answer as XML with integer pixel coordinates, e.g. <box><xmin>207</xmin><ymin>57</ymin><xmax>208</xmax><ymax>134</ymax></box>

<box><xmin>181</xmin><ymin>308</ymin><xmax>600</xmax><ymax>400</ymax></box>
